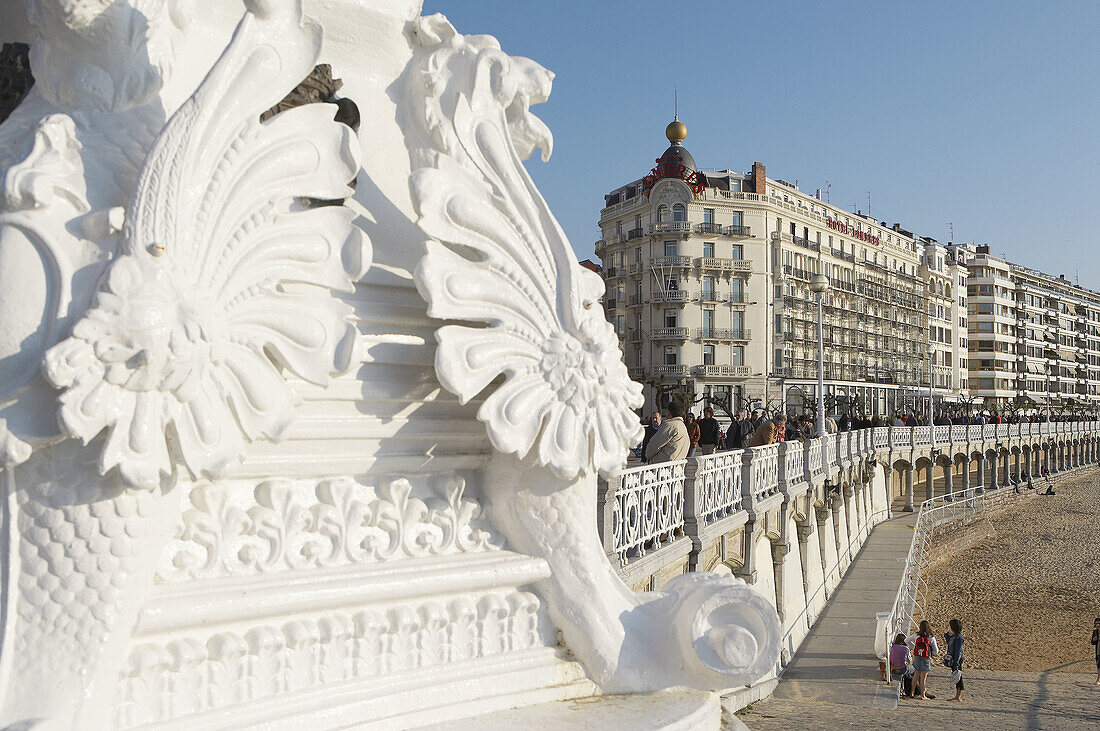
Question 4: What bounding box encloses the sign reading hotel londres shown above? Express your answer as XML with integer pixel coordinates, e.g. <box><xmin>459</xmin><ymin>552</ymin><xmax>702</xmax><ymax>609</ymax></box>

<box><xmin>826</xmin><ymin>216</ymin><xmax>882</xmax><ymax>246</ymax></box>
<box><xmin>643</xmin><ymin>161</ymin><xmax>705</xmax><ymax>195</ymax></box>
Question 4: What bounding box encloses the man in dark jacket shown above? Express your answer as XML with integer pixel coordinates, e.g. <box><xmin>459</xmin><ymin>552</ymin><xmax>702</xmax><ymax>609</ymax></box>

<box><xmin>640</xmin><ymin>410</ymin><xmax>661</xmax><ymax>463</ymax></box>
<box><xmin>698</xmin><ymin>408</ymin><xmax>721</xmax><ymax>454</ymax></box>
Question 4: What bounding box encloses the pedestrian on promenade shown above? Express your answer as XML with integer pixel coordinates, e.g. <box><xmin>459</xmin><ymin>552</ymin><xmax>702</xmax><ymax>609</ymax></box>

<box><xmin>889</xmin><ymin>633</ymin><xmax>914</xmax><ymax>697</ymax></box>
<box><xmin>906</xmin><ymin>620</ymin><xmax>939</xmax><ymax>700</ymax></box>
<box><xmin>698</xmin><ymin>408</ymin><xmax>721</xmax><ymax>455</ymax></box>
<box><xmin>640</xmin><ymin>411</ymin><xmax>661</xmax><ymax>464</ymax></box>
<box><xmin>749</xmin><ymin>414</ymin><xmax>786</xmax><ymax>447</ymax></box>
<box><xmin>644</xmin><ymin>403</ymin><xmax>689</xmax><ymax>463</ymax></box>
<box><xmin>740</xmin><ymin>410</ymin><xmax>760</xmax><ymax>447</ymax></box>
<box><xmin>943</xmin><ymin>618</ymin><xmax>965</xmax><ymax>701</ymax></box>
<box><xmin>686</xmin><ymin>412</ymin><xmax>701</xmax><ymax>458</ymax></box>
<box><xmin>1091</xmin><ymin>617</ymin><xmax>1099</xmax><ymax>685</ymax></box>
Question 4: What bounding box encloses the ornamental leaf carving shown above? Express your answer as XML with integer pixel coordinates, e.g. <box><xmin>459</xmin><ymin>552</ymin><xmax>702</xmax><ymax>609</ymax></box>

<box><xmin>42</xmin><ymin>0</ymin><xmax>369</xmax><ymax>489</ymax></box>
<box><xmin>157</xmin><ymin>476</ymin><xmax>500</xmax><ymax>582</ymax></box>
<box><xmin>406</xmin><ymin>15</ymin><xmax>642</xmax><ymax>481</ymax></box>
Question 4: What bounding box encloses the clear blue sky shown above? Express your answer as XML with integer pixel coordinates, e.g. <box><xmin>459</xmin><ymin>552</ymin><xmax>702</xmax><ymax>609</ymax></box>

<box><xmin>421</xmin><ymin>1</ymin><xmax>1100</xmax><ymax>289</ymax></box>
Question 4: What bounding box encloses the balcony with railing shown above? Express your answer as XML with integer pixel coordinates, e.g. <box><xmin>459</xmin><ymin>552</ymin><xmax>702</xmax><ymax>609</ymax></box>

<box><xmin>726</xmin><ymin>224</ymin><xmax>751</xmax><ymax>237</ymax></box>
<box><xmin>651</xmin><ymin>255</ymin><xmax>693</xmax><ymax>268</ymax></box>
<box><xmin>697</xmin><ymin>328</ymin><xmax>751</xmax><ymax>341</ymax></box>
<box><xmin>791</xmin><ymin>235</ymin><xmax>820</xmax><ymax>252</ymax></box>
<box><xmin>651</xmin><ymin>221</ymin><xmax>692</xmax><ymax>234</ymax></box>
<box><xmin>695</xmin><ymin>222</ymin><xmax>723</xmax><ymax>234</ymax></box>
<box><xmin>693</xmin><ymin>364</ymin><xmax>752</xmax><ymax>378</ymax></box>
<box><xmin>697</xmin><ymin>257</ymin><xmax>753</xmax><ymax>274</ymax></box>
<box><xmin>626</xmin><ymin>227</ymin><xmax>644</xmax><ymax>240</ymax></box>
<box><xmin>648</xmin><ymin>364</ymin><xmax>690</xmax><ymax>377</ymax></box>
<box><xmin>652</xmin><ymin>290</ymin><xmax>695</xmax><ymax>303</ymax></box>
<box><xmin>652</xmin><ymin>327</ymin><xmax>689</xmax><ymax>340</ymax></box>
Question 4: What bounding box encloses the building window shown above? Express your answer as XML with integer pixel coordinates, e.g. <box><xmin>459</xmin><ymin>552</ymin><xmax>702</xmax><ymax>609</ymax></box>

<box><xmin>664</xmin><ymin>240</ymin><xmax>678</xmax><ymax>256</ymax></box>
<box><xmin>703</xmin><ymin>241</ymin><xmax>715</xmax><ymax>258</ymax></box>
<box><xmin>731</xmin><ymin>310</ymin><xmax>744</xmax><ymax>333</ymax></box>
<box><xmin>672</xmin><ymin>204</ymin><xmax>686</xmax><ymax>221</ymax></box>
<box><xmin>703</xmin><ymin>208</ymin><xmax>714</xmax><ymax>224</ymax></box>
<box><xmin>732</xmin><ymin>346</ymin><xmax>744</xmax><ymax>366</ymax></box>
<box><xmin>731</xmin><ymin>244</ymin><xmax>743</xmax><ymax>260</ymax></box>
<box><xmin>664</xmin><ymin>346</ymin><xmax>678</xmax><ymax>365</ymax></box>
<box><xmin>664</xmin><ymin>309</ymin><xmax>677</xmax><ymax>328</ymax></box>
<box><xmin>616</xmin><ymin>315</ymin><xmax>624</xmax><ymax>335</ymax></box>
<box><xmin>656</xmin><ymin>205</ymin><xmax>668</xmax><ymax>222</ymax></box>
<box><xmin>703</xmin><ymin>345</ymin><xmax>715</xmax><ymax>366</ymax></box>
<box><xmin>702</xmin><ymin>276</ymin><xmax>715</xmax><ymax>300</ymax></box>
<box><xmin>702</xmin><ymin>308</ymin><xmax>714</xmax><ymax>336</ymax></box>
<box><xmin>731</xmin><ymin>278</ymin><xmax>743</xmax><ymax>303</ymax></box>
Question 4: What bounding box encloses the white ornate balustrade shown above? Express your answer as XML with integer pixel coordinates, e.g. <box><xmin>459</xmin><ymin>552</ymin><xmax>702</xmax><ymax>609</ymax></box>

<box><xmin>598</xmin><ymin>420</ymin><xmax>1100</xmax><ymax>706</ymax></box>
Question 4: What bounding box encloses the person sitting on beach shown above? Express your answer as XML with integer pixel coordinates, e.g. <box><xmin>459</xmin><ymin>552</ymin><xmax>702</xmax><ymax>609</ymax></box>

<box><xmin>889</xmin><ymin>633</ymin><xmax>913</xmax><ymax>697</ymax></box>
<box><xmin>906</xmin><ymin>620</ymin><xmax>939</xmax><ymax>700</ymax></box>
<box><xmin>943</xmin><ymin>618</ymin><xmax>965</xmax><ymax>702</ymax></box>
<box><xmin>1091</xmin><ymin>617</ymin><xmax>1099</xmax><ymax>686</ymax></box>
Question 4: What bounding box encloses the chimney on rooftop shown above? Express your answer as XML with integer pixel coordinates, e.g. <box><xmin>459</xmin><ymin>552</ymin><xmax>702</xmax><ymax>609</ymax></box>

<box><xmin>976</xmin><ymin>245</ymin><xmax>990</xmax><ymax>254</ymax></box>
<box><xmin>751</xmin><ymin>162</ymin><xmax>766</xmax><ymax>195</ymax></box>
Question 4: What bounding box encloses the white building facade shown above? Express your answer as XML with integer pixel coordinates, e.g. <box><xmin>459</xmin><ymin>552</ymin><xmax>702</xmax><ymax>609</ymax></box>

<box><xmin>598</xmin><ymin>120</ymin><xmax>971</xmax><ymax>419</ymax></box>
<box><xmin>965</xmin><ymin>245</ymin><xmax>1100</xmax><ymax>412</ymax></box>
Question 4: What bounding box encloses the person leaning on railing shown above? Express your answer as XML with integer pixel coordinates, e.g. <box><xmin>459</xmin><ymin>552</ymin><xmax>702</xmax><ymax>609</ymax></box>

<box><xmin>644</xmin><ymin>402</ymin><xmax>689</xmax><ymax>463</ymax></box>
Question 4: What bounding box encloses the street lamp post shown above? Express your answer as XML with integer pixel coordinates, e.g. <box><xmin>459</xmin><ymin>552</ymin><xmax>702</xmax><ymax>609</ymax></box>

<box><xmin>1045</xmin><ymin>362</ymin><xmax>1052</xmax><ymax>423</ymax></box>
<box><xmin>927</xmin><ymin>341</ymin><xmax>937</xmax><ymax>440</ymax></box>
<box><xmin>810</xmin><ymin>273</ymin><xmax>830</xmax><ymax>437</ymax></box>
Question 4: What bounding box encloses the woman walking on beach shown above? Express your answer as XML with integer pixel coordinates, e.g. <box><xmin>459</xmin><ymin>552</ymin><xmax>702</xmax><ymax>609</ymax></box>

<box><xmin>1092</xmin><ymin>617</ymin><xmax>1099</xmax><ymax>685</ymax></box>
<box><xmin>907</xmin><ymin>620</ymin><xmax>939</xmax><ymax>700</ymax></box>
<box><xmin>944</xmin><ymin>618</ymin><xmax>965</xmax><ymax>701</ymax></box>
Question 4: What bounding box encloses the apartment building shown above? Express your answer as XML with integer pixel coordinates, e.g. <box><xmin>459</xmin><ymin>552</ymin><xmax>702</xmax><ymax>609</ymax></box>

<box><xmin>596</xmin><ymin>119</ymin><xmax>970</xmax><ymax>417</ymax></box>
<box><xmin>965</xmin><ymin>245</ymin><xmax>1100</xmax><ymax>410</ymax></box>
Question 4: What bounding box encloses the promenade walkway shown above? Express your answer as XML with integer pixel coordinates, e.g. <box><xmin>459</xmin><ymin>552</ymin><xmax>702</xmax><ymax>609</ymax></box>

<box><xmin>767</xmin><ymin>512</ymin><xmax>915</xmax><ymax>710</ymax></box>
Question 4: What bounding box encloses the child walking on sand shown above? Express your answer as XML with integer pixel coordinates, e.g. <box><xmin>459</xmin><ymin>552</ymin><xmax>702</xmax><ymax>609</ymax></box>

<box><xmin>906</xmin><ymin>620</ymin><xmax>939</xmax><ymax>700</ymax></box>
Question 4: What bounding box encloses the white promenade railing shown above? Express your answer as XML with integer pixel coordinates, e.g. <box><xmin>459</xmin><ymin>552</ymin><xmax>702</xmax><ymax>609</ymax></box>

<box><xmin>600</xmin><ymin>422</ymin><xmax>1100</xmax><ymax>571</ymax></box>
<box><xmin>610</xmin><ymin>460</ymin><xmax>686</xmax><ymax>564</ymax></box>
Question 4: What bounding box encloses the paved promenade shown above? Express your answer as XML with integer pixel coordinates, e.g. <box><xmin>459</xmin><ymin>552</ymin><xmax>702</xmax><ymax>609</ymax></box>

<box><xmin>766</xmin><ymin>512</ymin><xmax>915</xmax><ymax>710</ymax></box>
<box><xmin>740</xmin><ymin>669</ymin><xmax>1100</xmax><ymax>730</ymax></box>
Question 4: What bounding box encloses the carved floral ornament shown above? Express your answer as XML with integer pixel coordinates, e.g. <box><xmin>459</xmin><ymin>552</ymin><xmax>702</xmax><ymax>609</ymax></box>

<box><xmin>35</xmin><ymin>0</ymin><xmax>370</xmax><ymax>488</ymax></box>
<box><xmin>407</xmin><ymin>15</ymin><xmax>643</xmax><ymax>481</ymax></box>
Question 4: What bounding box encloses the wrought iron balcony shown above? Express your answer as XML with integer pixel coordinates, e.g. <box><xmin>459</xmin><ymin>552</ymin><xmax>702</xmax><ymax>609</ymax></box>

<box><xmin>697</xmin><ymin>328</ymin><xmax>751</xmax><ymax>340</ymax></box>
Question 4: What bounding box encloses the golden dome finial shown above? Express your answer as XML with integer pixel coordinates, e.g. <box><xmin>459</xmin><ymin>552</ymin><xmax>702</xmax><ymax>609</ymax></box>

<box><xmin>666</xmin><ymin>118</ymin><xmax>687</xmax><ymax>143</ymax></box>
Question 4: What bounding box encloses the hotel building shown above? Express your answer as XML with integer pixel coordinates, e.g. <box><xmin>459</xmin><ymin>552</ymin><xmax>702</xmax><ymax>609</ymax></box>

<box><xmin>596</xmin><ymin>119</ymin><xmax>970</xmax><ymax>419</ymax></box>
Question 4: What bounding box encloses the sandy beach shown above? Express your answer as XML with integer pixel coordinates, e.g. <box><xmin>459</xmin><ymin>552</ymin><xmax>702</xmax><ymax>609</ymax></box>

<box><xmin>919</xmin><ymin>465</ymin><xmax>1100</xmax><ymax>674</ymax></box>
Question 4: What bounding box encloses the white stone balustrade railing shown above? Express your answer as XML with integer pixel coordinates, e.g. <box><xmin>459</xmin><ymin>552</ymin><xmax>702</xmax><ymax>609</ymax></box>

<box><xmin>599</xmin><ymin>422</ymin><xmax>1100</xmax><ymax>571</ymax></box>
<box><xmin>691</xmin><ymin>451</ymin><xmax>744</xmax><ymax>526</ymax></box>
<box><xmin>608</xmin><ymin>460</ymin><xmax>687</xmax><ymax>564</ymax></box>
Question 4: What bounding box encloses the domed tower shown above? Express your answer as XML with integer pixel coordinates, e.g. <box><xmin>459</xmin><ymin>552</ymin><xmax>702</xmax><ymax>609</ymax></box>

<box><xmin>644</xmin><ymin>117</ymin><xmax>702</xmax><ymax>194</ymax></box>
<box><xmin>657</xmin><ymin>117</ymin><xmax>696</xmax><ymax>177</ymax></box>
